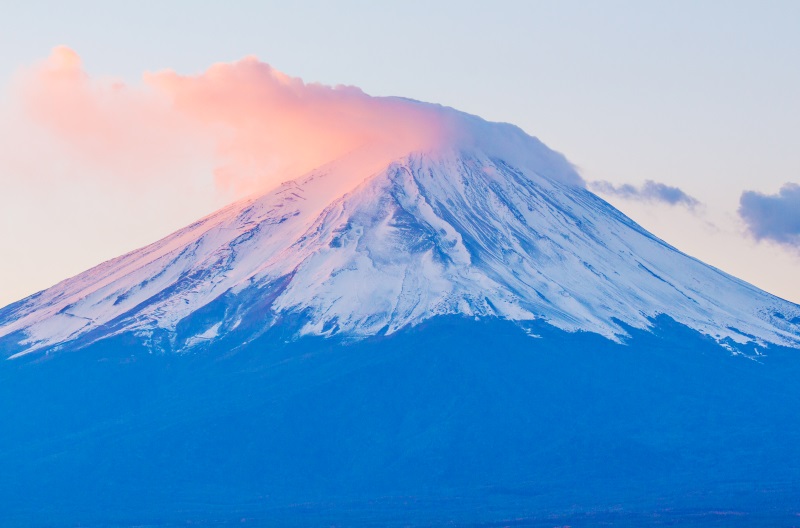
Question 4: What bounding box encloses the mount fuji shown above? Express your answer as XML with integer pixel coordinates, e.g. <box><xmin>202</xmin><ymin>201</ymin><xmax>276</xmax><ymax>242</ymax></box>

<box><xmin>2</xmin><ymin>103</ymin><xmax>800</xmax><ymax>526</ymax></box>
<box><xmin>1</xmin><ymin>109</ymin><xmax>798</xmax><ymax>357</ymax></box>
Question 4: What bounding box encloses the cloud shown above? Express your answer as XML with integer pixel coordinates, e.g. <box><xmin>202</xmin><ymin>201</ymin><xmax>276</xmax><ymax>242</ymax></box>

<box><xmin>8</xmin><ymin>46</ymin><xmax>458</xmax><ymax>197</ymax></box>
<box><xmin>590</xmin><ymin>179</ymin><xmax>700</xmax><ymax>209</ymax></box>
<box><xmin>6</xmin><ymin>46</ymin><xmax>586</xmax><ymax>200</ymax></box>
<box><xmin>144</xmin><ymin>57</ymin><xmax>452</xmax><ymax>194</ymax></box>
<box><xmin>18</xmin><ymin>47</ymin><xmax>208</xmax><ymax>167</ymax></box>
<box><xmin>739</xmin><ymin>183</ymin><xmax>800</xmax><ymax>246</ymax></box>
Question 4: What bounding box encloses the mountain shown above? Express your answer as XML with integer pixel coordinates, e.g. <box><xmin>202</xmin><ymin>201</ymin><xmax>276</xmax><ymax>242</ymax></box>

<box><xmin>2</xmin><ymin>108</ymin><xmax>800</xmax><ymax>527</ymax></box>
<box><xmin>1</xmin><ymin>113</ymin><xmax>798</xmax><ymax>357</ymax></box>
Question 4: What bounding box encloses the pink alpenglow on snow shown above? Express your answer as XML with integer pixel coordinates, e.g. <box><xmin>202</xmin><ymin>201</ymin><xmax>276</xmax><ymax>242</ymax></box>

<box><xmin>0</xmin><ymin>46</ymin><xmax>583</xmax><ymax>308</ymax></box>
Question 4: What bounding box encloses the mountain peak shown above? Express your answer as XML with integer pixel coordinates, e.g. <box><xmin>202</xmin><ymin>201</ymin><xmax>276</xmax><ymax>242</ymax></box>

<box><xmin>1</xmin><ymin>137</ymin><xmax>799</xmax><ymax>357</ymax></box>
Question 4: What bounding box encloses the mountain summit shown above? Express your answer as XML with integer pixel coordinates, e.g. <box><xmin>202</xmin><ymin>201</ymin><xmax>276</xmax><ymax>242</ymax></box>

<box><xmin>1</xmin><ymin>110</ymin><xmax>799</xmax><ymax>357</ymax></box>
<box><xmin>3</xmin><ymin>104</ymin><xmax>800</xmax><ymax>527</ymax></box>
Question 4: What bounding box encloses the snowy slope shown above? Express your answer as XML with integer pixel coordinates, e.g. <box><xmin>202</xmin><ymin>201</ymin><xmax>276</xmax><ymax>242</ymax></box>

<box><xmin>1</xmin><ymin>114</ymin><xmax>799</xmax><ymax>357</ymax></box>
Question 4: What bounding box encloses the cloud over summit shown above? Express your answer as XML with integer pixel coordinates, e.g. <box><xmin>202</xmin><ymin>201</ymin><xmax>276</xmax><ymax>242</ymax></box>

<box><xmin>144</xmin><ymin>56</ymin><xmax>452</xmax><ymax>193</ymax></box>
<box><xmin>10</xmin><ymin>46</ymin><xmax>457</xmax><ymax>196</ymax></box>
<box><xmin>7</xmin><ymin>46</ymin><xmax>586</xmax><ymax>198</ymax></box>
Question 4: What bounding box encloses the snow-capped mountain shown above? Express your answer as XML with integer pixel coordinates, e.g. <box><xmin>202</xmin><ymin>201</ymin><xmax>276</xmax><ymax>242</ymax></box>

<box><xmin>4</xmin><ymin>102</ymin><xmax>800</xmax><ymax>528</ymax></box>
<box><xmin>1</xmin><ymin>112</ymin><xmax>799</xmax><ymax>358</ymax></box>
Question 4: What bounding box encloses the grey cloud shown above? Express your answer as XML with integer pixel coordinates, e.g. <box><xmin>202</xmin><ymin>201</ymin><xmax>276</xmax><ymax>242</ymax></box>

<box><xmin>590</xmin><ymin>179</ymin><xmax>701</xmax><ymax>209</ymax></box>
<box><xmin>739</xmin><ymin>183</ymin><xmax>800</xmax><ymax>246</ymax></box>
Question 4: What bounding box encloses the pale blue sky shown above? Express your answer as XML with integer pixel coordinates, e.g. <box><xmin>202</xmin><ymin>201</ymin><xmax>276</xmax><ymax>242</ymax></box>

<box><xmin>1</xmin><ymin>1</ymin><xmax>799</xmax><ymax>304</ymax></box>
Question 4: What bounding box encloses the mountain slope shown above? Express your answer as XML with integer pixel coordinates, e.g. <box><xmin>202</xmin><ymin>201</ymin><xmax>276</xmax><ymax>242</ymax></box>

<box><xmin>2</xmin><ymin>108</ymin><xmax>800</xmax><ymax>527</ymax></box>
<box><xmin>1</xmin><ymin>127</ymin><xmax>799</xmax><ymax>357</ymax></box>
<box><xmin>3</xmin><ymin>316</ymin><xmax>800</xmax><ymax>527</ymax></box>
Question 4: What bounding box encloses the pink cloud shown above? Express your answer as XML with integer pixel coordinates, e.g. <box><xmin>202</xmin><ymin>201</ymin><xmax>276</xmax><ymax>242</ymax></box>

<box><xmin>14</xmin><ymin>46</ymin><xmax>210</xmax><ymax>188</ymax></box>
<box><xmin>145</xmin><ymin>56</ymin><xmax>451</xmax><ymax>194</ymax></box>
<box><xmin>12</xmin><ymin>46</ymin><xmax>451</xmax><ymax>197</ymax></box>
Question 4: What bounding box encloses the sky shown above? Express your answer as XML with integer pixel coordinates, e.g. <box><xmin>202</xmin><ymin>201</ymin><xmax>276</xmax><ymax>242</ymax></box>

<box><xmin>0</xmin><ymin>0</ymin><xmax>798</xmax><ymax>306</ymax></box>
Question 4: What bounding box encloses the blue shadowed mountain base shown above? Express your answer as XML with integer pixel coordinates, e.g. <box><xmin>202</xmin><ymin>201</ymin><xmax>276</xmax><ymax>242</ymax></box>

<box><xmin>2</xmin><ymin>315</ymin><xmax>799</xmax><ymax>527</ymax></box>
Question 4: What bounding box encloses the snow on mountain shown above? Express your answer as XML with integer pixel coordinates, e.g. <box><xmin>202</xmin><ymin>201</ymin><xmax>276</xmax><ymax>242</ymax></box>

<box><xmin>1</xmin><ymin>111</ymin><xmax>799</xmax><ymax>357</ymax></box>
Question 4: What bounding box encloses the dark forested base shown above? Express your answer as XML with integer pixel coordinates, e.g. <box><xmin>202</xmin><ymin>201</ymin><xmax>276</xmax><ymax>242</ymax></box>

<box><xmin>2</xmin><ymin>316</ymin><xmax>799</xmax><ymax>527</ymax></box>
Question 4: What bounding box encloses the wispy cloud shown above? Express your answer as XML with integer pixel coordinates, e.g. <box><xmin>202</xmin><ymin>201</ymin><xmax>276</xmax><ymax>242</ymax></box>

<box><xmin>589</xmin><ymin>179</ymin><xmax>701</xmax><ymax>209</ymax></box>
<box><xmin>739</xmin><ymin>183</ymin><xmax>800</xmax><ymax>247</ymax></box>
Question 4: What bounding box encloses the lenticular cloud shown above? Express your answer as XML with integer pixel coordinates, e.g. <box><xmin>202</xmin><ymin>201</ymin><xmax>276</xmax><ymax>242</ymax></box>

<box><xmin>13</xmin><ymin>46</ymin><xmax>450</xmax><ymax>196</ymax></box>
